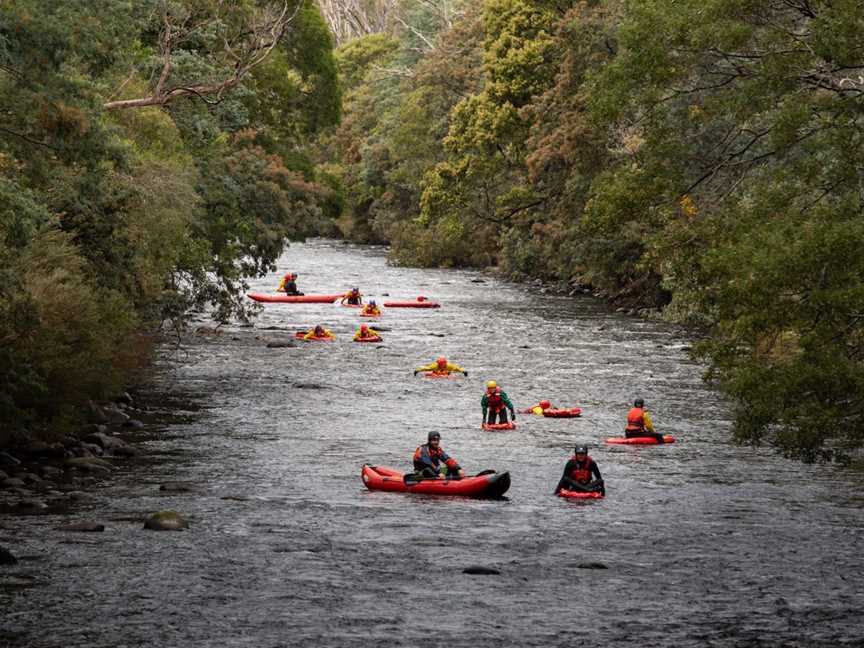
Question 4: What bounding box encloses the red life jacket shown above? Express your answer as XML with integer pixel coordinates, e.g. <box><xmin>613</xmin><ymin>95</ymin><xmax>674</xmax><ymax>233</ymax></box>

<box><xmin>625</xmin><ymin>407</ymin><xmax>646</xmax><ymax>431</ymax></box>
<box><xmin>486</xmin><ymin>388</ymin><xmax>503</xmax><ymax>410</ymax></box>
<box><xmin>568</xmin><ymin>456</ymin><xmax>594</xmax><ymax>483</ymax></box>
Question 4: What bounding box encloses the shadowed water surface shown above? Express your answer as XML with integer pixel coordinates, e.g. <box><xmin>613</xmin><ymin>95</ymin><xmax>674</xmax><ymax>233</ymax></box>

<box><xmin>2</xmin><ymin>240</ymin><xmax>863</xmax><ymax>647</ymax></box>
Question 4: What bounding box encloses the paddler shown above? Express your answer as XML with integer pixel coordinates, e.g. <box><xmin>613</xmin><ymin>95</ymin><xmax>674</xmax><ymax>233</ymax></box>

<box><xmin>340</xmin><ymin>287</ymin><xmax>363</xmax><ymax>305</ymax></box>
<box><xmin>522</xmin><ymin>399</ymin><xmax>553</xmax><ymax>415</ymax></box>
<box><xmin>481</xmin><ymin>380</ymin><xmax>516</xmax><ymax>426</ymax></box>
<box><xmin>413</xmin><ymin>431</ymin><xmax>464</xmax><ymax>479</ymax></box>
<box><xmin>554</xmin><ymin>444</ymin><xmax>605</xmax><ymax>495</ymax></box>
<box><xmin>624</xmin><ymin>398</ymin><xmax>664</xmax><ymax>443</ymax></box>
<box><xmin>303</xmin><ymin>324</ymin><xmax>335</xmax><ymax>340</ymax></box>
<box><xmin>413</xmin><ymin>356</ymin><xmax>468</xmax><ymax>377</ymax></box>
<box><xmin>360</xmin><ymin>300</ymin><xmax>380</xmax><ymax>316</ymax></box>
<box><xmin>353</xmin><ymin>323</ymin><xmax>381</xmax><ymax>341</ymax></box>
<box><xmin>277</xmin><ymin>272</ymin><xmax>303</xmax><ymax>295</ymax></box>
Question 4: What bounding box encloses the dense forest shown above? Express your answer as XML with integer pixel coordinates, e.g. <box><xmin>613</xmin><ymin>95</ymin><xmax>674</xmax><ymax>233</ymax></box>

<box><xmin>2</xmin><ymin>0</ymin><xmax>863</xmax><ymax>463</ymax></box>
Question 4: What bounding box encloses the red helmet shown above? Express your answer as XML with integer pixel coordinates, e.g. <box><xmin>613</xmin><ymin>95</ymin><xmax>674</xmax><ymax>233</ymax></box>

<box><xmin>436</xmin><ymin>356</ymin><xmax>447</xmax><ymax>367</ymax></box>
<box><xmin>539</xmin><ymin>400</ymin><xmax>551</xmax><ymax>409</ymax></box>
<box><xmin>360</xmin><ymin>324</ymin><xmax>368</xmax><ymax>333</ymax></box>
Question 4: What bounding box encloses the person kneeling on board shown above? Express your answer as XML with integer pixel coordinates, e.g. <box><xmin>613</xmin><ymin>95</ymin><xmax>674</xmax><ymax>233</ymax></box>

<box><xmin>277</xmin><ymin>272</ymin><xmax>303</xmax><ymax>295</ymax></box>
<box><xmin>625</xmin><ymin>398</ymin><xmax>665</xmax><ymax>443</ymax></box>
<box><xmin>413</xmin><ymin>431</ymin><xmax>464</xmax><ymax>479</ymax></box>
<box><xmin>340</xmin><ymin>287</ymin><xmax>363</xmax><ymax>305</ymax></box>
<box><xmin>481</xmin><ymin>381</ymin><xmax>515</xmax><ymax>426</ymax></box>
<box><xmin>413</xmin><ymin>356</ymin><xmax>468</xmax><ymax>377</ymax></box>
<box><xmin>554</xmin><ymin>445</ymin><xmax>605</xmax><ymax>495</ymax></box>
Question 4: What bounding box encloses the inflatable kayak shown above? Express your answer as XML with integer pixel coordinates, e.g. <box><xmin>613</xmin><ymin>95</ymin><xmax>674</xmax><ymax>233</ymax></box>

<box><xmin>248</xmin><ymin>293</ymin><xmax>341</xmax><ymax>303</ymax></box>
<box><xmin>383</xmin><ymin>298</ymin><xmax>441</xmax><ymax>308</ymax></box>
<box><xmin>353</xmin><ymin>336</ymin><xmax>382</xmax><ymax>343</ymax></box>
<box><xmin>482</xmin><ymin>422</ymin><xmax>516</xmax><ymax>431</ymax></box>
<box><xmin>558</xmin><ymin>488</ymin><xmax>604</xmax><ymax>500</ymax></box>
<box><xmin>361</xmin><ymin>465</ymin><xmax>510</xmax><ymax>498</ymax></box>
<box><xmin>605</xmin><ymin>435</ymin><xmax>675</xmax><ymax>445</ymax></box>
<box><xmin>543</xmin><ymin>408</ymin><xmax>582</xmax><ymax>418</ymax></box>
<box><xmin>294</xmin><ymin>332</ymin><xmax>335</xmax><ymax>341</ymax></box>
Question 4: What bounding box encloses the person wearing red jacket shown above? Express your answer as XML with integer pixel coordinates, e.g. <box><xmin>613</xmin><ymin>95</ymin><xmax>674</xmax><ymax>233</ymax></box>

<box><xmin>555</xmin><ymin>445</ymin><xmax>604</xmax><ymax>495</ymax></box>
<box><xmin>413</xmin><ymin>432</ymin><xmax>464</xmax><ymax>479</ymax></box>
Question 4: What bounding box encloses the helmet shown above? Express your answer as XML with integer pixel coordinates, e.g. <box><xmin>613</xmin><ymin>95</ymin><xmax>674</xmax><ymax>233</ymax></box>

<box><xmin>539</xmin><ymin>400</ymin><xmax>551</xmax><ymax>409</ymax></box>
<box><xmin>360</xmin><ymin>324</ymin><xmax>368</xmax><ymax>333</ymax></box>
<box><xmin>369</xmin><ymin>300</ymin><xmax>376</xmax><ymax>306</ymax></box>
<box><xmin>436</xmin><ymin>356</ymin><xmax>447</xmax><ymax>367</ymax></box>
<box><xmin>634</xmin><ymin>398</ymin><xmax>645</xmax><ymax>408</ymax></box>
<box><xmin>352</xmin><ymin>287</ymin><xmax>359</xmax><ymax>293</ymax></box>
<box><xmin>428</xmin><ymin>431</ymin><xmax>441</xmax><ymax>442</ymax></box>
<box><xmin>314</xmin><ymin>325</ymin><xmax>324</xmax><ymax>334</ymax></box>
<box><xmin>574</xmin><ymin>445</ymin><xmax>588</xmax><ymax>455</ymax></box>
<box><xmin>486</xmin><ymin>380</ymin><xmax>497</xmax><ymax>390</ymax></box>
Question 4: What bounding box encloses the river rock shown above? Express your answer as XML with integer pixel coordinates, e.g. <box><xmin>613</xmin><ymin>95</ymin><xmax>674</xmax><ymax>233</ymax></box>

<box><xmin>65</xmin><ymin>457</ymin><xmax>112</xmax><ymax>474</ymax></box>
<box><xmin>116</xmin><ymin>392</ymin><xmax>133</xmax><ymax>406</ymax></box>
<box><xmin>87</xmin><ymin>400</ymin><xmax>109</xmax><ymax>424</ymax></box>
<box><xmin>576</xmin><ymin>562</ymin><xmax>608</xmax><ymax>570</ymax></box>
<box><xmin>58</xmin><ymin>522</ymin><xmax>105</xmax><ymax>532</ymax></box>
<box><xmin>293</xmin><ymin>382</ymin><xmax>325</xmax><ymax>390</ymax></box>
<box><xmin>143</xmin><ymin>510</ymin><xmax>188</xmax><ymax>531</ymax></box>
<box><xmin>84</xmin><ymin>432</ymin><xmax>137</xmax><ymax>457</ymax></box>
<box><xmin>20</xmin><ymin>473</ymin><xmax>42</xmax><ymax>485</ymax></box>
<box><xmin>40</xmin><ymin>465</ymin><xmax>62</xmax><ymax>478</ymax></box>
<box><xmin>103</xmin><ymin>406</ymin><xmax>130</xmax><ymax>425</ymax></box>
<box><xmin>0</xmin><ymin>547</ymin><xmax>16</xmax><ymax>565</ymax></box>
<box><xmin>123</xmin><ymin>419</ymin><xmax>145</xmax><ymax>430</ymax></box>
<box><xmin>266</xmin><ymin>340</ymin><xmax>296</xmax><ymax>348</ymax></box>
<box><xmin>159</xmin><ymin>482</ymin><xmax>195</xmax><ymax>493</ymax></box>
<box><xmin>18</xmin><ymin>498</ymin><xmax>48</xmax><ymax>511</ymax></box>
<box><xmin>1</xmin><ymin>477</ymin><xmax>26</xmax><ymax>489</ymax></box>
<box><xmin>462</xmin><ymin>566</ymin><xmax>500</xmax><ymax>575</ymax></box>
<box><xmin>25</xmin><ymin>441</ymin><xmax>66</xmax><ymax>459</ymax></box>
<box><xmin>0</xmin><ymin>469</ymin><xmax>7</xmax><ymax>481</ymax></box>
<box><xmin>0</xmin><ymin>452</ymin><xmax>21</xmax><ymax>466</ymax></box>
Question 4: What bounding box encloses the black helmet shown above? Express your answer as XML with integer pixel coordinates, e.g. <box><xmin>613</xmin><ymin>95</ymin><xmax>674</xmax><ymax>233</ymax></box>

<box><xmin>634</xmin><ymin>398</ymin><xmax>645</xmax><ymax>408</ymax></box>
<box><xmin>428</xmin><ymin>431</ymin><xmax>441</xmax><ymax>442</ymax></box>
<box><xmin>574</xmin><ymin>444</ymin><xmax>588</xmax><ymax>455</ymax></box>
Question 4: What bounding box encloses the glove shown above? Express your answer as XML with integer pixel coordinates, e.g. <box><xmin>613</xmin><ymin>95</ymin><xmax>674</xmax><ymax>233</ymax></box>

<box><xmin>511</xmin><ymin>411</ymin><xmax>516</xmax><ymax>420</ymax></box>
<box><xmin>463</xmin><ymin>371</ymin><xmax>469</xmax><ymax>377</ymax></box>
<box><xmin>413</xmin><ymin>370</ymin><xmax>419</xmax><ymax>376</ymax></box>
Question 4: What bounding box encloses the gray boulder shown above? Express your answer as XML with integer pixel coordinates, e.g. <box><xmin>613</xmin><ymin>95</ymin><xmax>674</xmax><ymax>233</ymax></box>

<box><xmin>143</xmin><ymin>510</ymin><xmax>188</xmax><ymax>531</ymax></box>
<box><xmin>0</xmin><ymin>452</ymin><xmax>21</xmax><ymax>466</ymax></box>
<box><xmin>58</xmin><ymin>522</ymin><xmax>105</xmax><ymax>532</ymax></box>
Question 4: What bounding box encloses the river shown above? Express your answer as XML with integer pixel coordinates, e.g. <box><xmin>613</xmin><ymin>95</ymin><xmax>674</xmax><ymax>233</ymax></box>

<box><xmin>2</xmin><ymin>239</ymin><xmax>862</xmax><ymax>647</ymax></box>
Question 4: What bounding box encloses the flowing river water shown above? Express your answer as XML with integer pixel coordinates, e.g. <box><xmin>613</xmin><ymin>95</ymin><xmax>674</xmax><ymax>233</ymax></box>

<box><xmin>2</xmin><ymin>240</ymin><xmax>863</xmax><ymax>647</ymax></box>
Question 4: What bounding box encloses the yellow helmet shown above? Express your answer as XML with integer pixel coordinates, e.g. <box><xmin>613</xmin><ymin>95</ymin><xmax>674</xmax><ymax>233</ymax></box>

<box><xmin>486</xmin><ymin>380</ymin><xmax>497</xmax><ymax>389</ymax></box>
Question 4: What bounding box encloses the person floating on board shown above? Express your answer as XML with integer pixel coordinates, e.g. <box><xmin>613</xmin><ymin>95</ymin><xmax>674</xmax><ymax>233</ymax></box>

<box><xmin>360</xmin><ymin>300</ymin><xmax>380</xmax><ymax>316</ymax></box>
<box><xmin>554</xmin><ymin>444</ymin><xmax>605</xmax><ymax>495</ymax></box>
<box><xmin>277</xmin><ymin>272</ymin><xmax>303</xmax><ymax>295</ymax></box>
<box><xmin>481</xmin><ymin>381</ymin><xmax>516</xmax><ymax>426</ymax></box>
<box><xmin>413</xmin><ymin>431</ymin><xmax>464</xmax><ymax>479</ymax></box>
<box><xmin>353</xmin><ymin>323</ymin><xmax>381</xmax><ymax>342</ymax></box>
<box><xmin>340</xmin><ymin>287</ymin><xmax>363</xmax><ymax>305</ymax></box>
<box><xmin>303</xmin><ymin>324</ymin><xmax>335</xmax><ymax>340</ymax></box>
<box><xmin>413</xmin><ymin>356</ymin><xmax>468</xmax><ymax>377</ymax></box>
<box><xmin>624</xmin><ymin>398</ymin><xmax>664</xmax><ymax>443</ymax></box>
<box><xmin>522</xmin><ymin>399</ymin><xmax>553</xmax><ymax>415</ymax></box>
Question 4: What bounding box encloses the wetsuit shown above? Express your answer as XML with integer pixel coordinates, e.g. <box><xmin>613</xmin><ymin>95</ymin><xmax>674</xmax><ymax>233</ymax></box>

<box><xmin>360</xmin><ymin>305</ymin><xmax>380</xmax><ymax>316</ymax></box>
<box><xmin>341</xmin><ymin>291</ymin><xmax>363</xmax><ymax>305</ymax></box>
<box><xmin>481</xmin><ymin>388</ymin><xmax>515</xmax><ymax>424</ymax></box>
<box><xmin>304</xmin><ymin>328</ymin><xmax>334</xmax><ymax>340</ymax></box>
<box><xmin>283</xmin><ymin>279</ymin><xmax>303</xmax><ymax>296</ymax></box>
<box><xmin>625</xmin><ymin>407</ymin><xmax>664</xmax><ymax>443</ymax></box>
<box><xmin>353</xmin><ymin>327</ymin><xmax>381</xmax><ymax>341</ymax></box>
<box><xmin>413</xmin><ymin>444</ymin><xmax>461</xmax><ymax>479</ymax></box>
<box><xmin>555</xmin><ymin>455</ymin><xmax>604</xmax><ymax>495</ymax></box>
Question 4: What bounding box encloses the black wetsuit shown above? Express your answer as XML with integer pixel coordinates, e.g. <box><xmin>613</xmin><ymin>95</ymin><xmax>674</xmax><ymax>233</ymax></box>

<box><xmin>284</xmin><ymin>280</ymin><xmax>303</xmax><ymax>296</ymax></box>
<box><xmin>555</xmin><ymin>456</ymin><xmax>605</xmax><ymax>495</ymax></box>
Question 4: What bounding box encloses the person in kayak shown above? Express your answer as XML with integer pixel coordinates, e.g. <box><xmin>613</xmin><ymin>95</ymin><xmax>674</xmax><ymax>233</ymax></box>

<box><xmin>303</xmin><ymin>324</ymin><xmax>335</xmax><ymax>340</ymax></box>
<box><xmin>353</xmin><ymin>323</ymin><xmax>381</xmax><ymax>341</ymax></box>
<box><xmin>360</xmin><ymin>300</ymin><xmax>380</xmax><ymax>316</ymax></box>
<box><xmin>413</xmin><ymin>356</ymin><xmax>468</xmax><ymax>377</ymax></box>
<box><xmin>413</xmin><ymin>431</ymin><xmax>464</xmax><ymax>479</ymax></box>
<box><xmin>340</xmin><ymin>287</ymin><xmax>363</xmax><ymax>305</ymax></box>
<box><xmin>625</xmin><ymin>398</ymin><xmax>664</xmax><ymax>442</ymax></box>
<box><xmin>277</xmin><ymin>272</ymin><xmax>303</xmax><ymax>295</ymax></box>
<box><xmin>554</xmin><ymin>444</ymin><xmax>605</xmax><ymax>495</ymax></box>
<box><xmin>481</xmin><ymin>381</ymin><xmax>516</xmax><ymax>425</ymax></box>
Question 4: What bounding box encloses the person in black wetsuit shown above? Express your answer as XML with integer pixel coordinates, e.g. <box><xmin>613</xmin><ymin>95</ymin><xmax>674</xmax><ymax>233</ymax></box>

<box><xmin>283</xmin><ymin>273</ymin><xmax>303</xmax><ymax>296</ymax></box>
<box><xmin>554</xmin><ymin>445</ymin><xmax>605</xmax><ymax>495</ymax></box>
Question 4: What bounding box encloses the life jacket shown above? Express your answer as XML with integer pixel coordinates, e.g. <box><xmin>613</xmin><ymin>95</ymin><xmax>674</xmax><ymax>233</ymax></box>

<box><xmin>486</xmin><ymin>388</ymin><xmax>503</xmax><ymax>410</ymax></box>
<box><xmin>625</xmin><ymin>407</ymin><xmax>646</xmax><ymax>432</ymax></box>
<box><xmin>568</xmin><ymin>456</ymin><xmax>594</xmax><ymax>483</ymax></box>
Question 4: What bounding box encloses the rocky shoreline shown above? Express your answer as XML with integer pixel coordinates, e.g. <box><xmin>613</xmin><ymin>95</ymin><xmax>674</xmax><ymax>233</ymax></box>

<box><xmin>0</xmin><ymin>394</ymin><xmax>145</xmax><ymax>518</ymax></box>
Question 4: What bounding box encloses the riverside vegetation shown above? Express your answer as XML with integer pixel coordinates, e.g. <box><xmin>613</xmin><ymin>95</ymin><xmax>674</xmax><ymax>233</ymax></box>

<box><xmin>1</xmin><ymin>0</ymin><xmax>862</xmax><ymax>464</ymax></box>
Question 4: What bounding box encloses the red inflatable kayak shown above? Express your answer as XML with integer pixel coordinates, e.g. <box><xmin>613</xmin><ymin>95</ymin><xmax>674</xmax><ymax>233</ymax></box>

<box><xmin>605</xmin><ymin>435</ymin><xmax>675</xmax><ymax>445</ymax></box>
<box><xmin>294</xmin><ymin>332</ymin><xmax>335</xmax><ymax>341</ymax></box>
<box><xmin>383</xmin><ymin>298</ymin><xmax>441</xmax><ymax>308</ymax></box>
<box><xmin>353</xmin><ymin>336</ymin><xmax>382</xmax><ymax>343</ymax></box>
<box><xmin>361</xmin><ymin>465</ymin><xmax>510</xmax><ymax>498</ymax></box>
<box><xmin>248</xmin><ymin>293</ymin><xmax>341</xmax><ymax>303</ymax></box>
<box><xmin>482</xmin><ymin>422</ymin><xmax>516</xmax><ymax>431</ymax></box>
<box><xmin>558</xmin><ymin>488</ymin><xmax>604</xmax><ymax>499</ymax></box>
<box><xmin>543</xmin><ymin>408</ymin><xmax>582</xmax><ymax>418</ymax></box>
